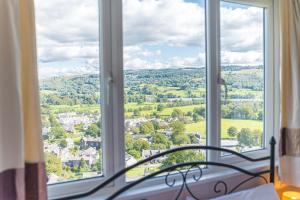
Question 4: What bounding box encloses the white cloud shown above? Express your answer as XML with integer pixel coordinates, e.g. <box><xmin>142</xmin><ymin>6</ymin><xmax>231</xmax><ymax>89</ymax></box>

<box><xmin>221</xmin><ymin>50</ymin><xmax>263</xmax><ymax>66</ymax></box>
<box><xmin>35</xmin><ymin>0</ymin><xmax>99</xmax><ymax>64</ymax></box>
<box><xmin>38</xmin><ymin>44</ymin><xmax>99</xmax><ymax>62</ymax></box>
<box><xmin>38</xmin><ymin>64</ymin><xmax>101</xmax><ymax>79</ymax></box>
<box><xmin>124</xmin><ymin>57</ymin><xmax>165</xmax><ymax>70</ymax></box>
<box><xmin>35</xmin><ymin>0</ymin><xmax>265</xmax><ymax>76</ymax></box>
<box><xmin>220</xmin><ymin>6</ymin><xmax>264</xmax><ymax>53</ymax></box>
<box><xmin>219</xmin><ymin>5</ymin><xmax>264</xmax><ymax>65</ymax></box>
<box><xmin>169</xmin><ymin>53</ymin><xmax>205</xmax><ymax>68</ymax></box>
<box><xmin>123</xmin><ymin>45</ymin><xmax>205</xmax><ymax>69</ymax></box>
<box><xmin>123</xmin><ymin>0</ymin><xmax>205</xmax><ymax>47</ymax></box>
<box><xmin>123</xmin><ymin>46</ymin><xmax>164</xmax><ymax>69</ymax></box>
<box><xmin>124</xmin><ymin>46</ymin><xmax>161</xmax><ymax>58</ymax></box>
<box><xmin>35</xmin><ymin>0</ymin><xmax>99</xmax><ymax>43</ymax></box>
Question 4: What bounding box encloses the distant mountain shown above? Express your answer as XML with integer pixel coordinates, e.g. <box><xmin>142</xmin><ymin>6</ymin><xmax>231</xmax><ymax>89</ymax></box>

<box><xmin>39</xmin><ymin>67</ymin><xmax>263</xmax><ymax>106</ymax></box>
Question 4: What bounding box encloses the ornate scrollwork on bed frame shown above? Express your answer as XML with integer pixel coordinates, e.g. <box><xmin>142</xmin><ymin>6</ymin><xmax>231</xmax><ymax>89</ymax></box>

<box><xmin>57</xmin><ymin>137</ymin><xmax>276</xmax><ymax>200</ymax></box>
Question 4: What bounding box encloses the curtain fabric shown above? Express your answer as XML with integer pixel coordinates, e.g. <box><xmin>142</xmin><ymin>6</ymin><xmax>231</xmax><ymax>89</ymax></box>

<box><xmin>0</xmin><ymin>0</ymin><xmax>47</xmax><ymax>199</ymax></box>
<box><xmin>279</xmin><ymin>0</ymin><xmax>300</xmax><ymax>187</ymax></box>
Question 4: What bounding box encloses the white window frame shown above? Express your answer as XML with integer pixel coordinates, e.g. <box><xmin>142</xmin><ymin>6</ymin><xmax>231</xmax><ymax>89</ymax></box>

<box><xmin>47</xmin><ymin>0</ymin><xmax>279</xmax><ymax>199</ymax></box>
<box><xmin>48</xmin><ymin>0</ymin><xmax>125</xmax><ymax>198</ymax></box>
<box><xmin>216</xmin><ymin>0</ymin><xmax>276</xmax><ymax>165</ymax></box>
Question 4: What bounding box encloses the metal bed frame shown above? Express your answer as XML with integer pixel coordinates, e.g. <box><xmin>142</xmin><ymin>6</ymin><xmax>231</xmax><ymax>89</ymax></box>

<box><xmin>57</xmin><ymin>137</ymin><xmax>276</xmax><ymax>200</ymax></box>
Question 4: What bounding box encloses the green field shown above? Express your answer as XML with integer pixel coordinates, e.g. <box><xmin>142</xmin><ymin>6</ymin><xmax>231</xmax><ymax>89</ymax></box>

<box><xmin>159</xmin><ymin>105</ymin><xmax>203</xmax><ymax>116</ymax></box>
<box><xmin>45</xmin><ymin>103</ymin><xmax>263</xmax><ymax>142</ymax></box>
<box><xmin>126</xmin><ymin>166</ymin><xmax>160</xmax><ymax>180</ymax></box>
<box><xmin>45</xmin><ymin>104</ymin><xmax>101</xmax><ymax>114</ymax></box>
<box><xmin>41</xmin><ymin>67</ymin><xmax>265</xmax><ymax>182</ymax></box>
<box><xmin>185</xmin><ymin>119</ymin><xmax>263</xmax><ymax>139</ymax></box>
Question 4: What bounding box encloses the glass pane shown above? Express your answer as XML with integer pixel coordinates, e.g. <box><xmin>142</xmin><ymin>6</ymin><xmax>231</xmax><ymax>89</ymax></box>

<box><xmin>220</xmin><ymin>1</ymin><xmax>265</xmax><ymax>153</ymax></box>
<box><xmin>35</xmin><ymin>0</ymin><xmax>103</xmax><ymax>183</ymax></box>
<box><xmin>123</xmin><ymin>0</ymin><xmax>206</xmax><ymax>180</ymax></box>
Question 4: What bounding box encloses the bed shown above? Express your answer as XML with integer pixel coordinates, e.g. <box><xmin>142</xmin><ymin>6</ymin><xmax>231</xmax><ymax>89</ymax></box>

<box><xmin>57</xmin><ymin>137</ymin><xmax>277</xmax><ymax>200</ymax></box>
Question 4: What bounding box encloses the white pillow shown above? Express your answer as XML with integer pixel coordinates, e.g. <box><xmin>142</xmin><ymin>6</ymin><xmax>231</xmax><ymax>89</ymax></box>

<box><xmin>186</xmin><ymin>183</ymin><xmax>279</xmax><ymax>200</ymax></box>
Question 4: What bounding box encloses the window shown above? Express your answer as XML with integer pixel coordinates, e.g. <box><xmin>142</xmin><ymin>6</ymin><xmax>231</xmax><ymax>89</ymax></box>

<box><xmin>220</xmin><ymin>1</ymin><xmax>265</xmax><ymax>153</ymax></box>
<box><xmin>36</xmin><ymin>0</ymin><xmax>103</xmax><ymax>184</ymax></box>
<box><xmin>122</xmin><ymin>0</ymin><xmax>207</xmax><ymax>180</ymax></box>
<box><xmin>35</xmin><ymin>0</ymin><xmax>276</xmax><ymax>198</ymax></box>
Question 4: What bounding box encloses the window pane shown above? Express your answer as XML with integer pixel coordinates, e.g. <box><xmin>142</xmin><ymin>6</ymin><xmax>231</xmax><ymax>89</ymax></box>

<box><xmin>35</xmin><ymin>0</ymin><xmax>102</xmax><ymax>183</ymax></box>
<box><xmin>220</xmin><ymin>2</ymin><xmax>265</xmax><ymax>153</ymax></box>
<box><xmin>123</xmin><ymin>0</ymin><xmax>206</xmax><ymax>180</ymax></box>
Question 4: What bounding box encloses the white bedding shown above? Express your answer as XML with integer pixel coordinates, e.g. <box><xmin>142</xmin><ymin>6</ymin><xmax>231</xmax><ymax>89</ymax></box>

<box><xmin>186</xmin><ymin>183</ymin><xmax>279</xmax><ymax>200</ymax></box>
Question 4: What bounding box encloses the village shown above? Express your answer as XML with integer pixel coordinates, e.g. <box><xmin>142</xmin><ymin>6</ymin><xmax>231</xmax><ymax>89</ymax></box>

<box><xmin>42</xmin><ymin>108</ymin><xmax>261</xmax><ymax>183</ymax></box>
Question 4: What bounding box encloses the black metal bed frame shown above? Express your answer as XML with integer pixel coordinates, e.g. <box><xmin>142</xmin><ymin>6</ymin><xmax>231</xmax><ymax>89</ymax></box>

<box><xmin>57</xmin><ymin>137</ymin><xmax>276</xmax><ymax>200</ymax></box>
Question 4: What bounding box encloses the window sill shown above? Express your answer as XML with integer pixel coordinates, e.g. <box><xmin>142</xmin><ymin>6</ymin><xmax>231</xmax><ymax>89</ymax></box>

<box><xmin>48</xmin><ymin>148</ymin><xmax>272</xmax><ymax>199</ymax></box>
<box><xmin>74</xmin><ymin>160</ymin><xmax>272</xmax><ymax>200</ymax></box>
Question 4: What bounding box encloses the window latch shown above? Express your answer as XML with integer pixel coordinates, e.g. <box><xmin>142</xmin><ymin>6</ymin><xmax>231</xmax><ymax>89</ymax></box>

<box><xmin>107</xmin><ymin>76</ymin><xmax>113</xmax><ymax>105</ymax></box>
<box><xmin>218</xmin><ymin>76</ymin><xmax>228</xmax><ymax>105</ymax></box>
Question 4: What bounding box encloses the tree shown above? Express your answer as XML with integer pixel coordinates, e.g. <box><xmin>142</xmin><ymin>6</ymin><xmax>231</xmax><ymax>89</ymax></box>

<box><xmin>187</xmin><ymin>90</ymin><xmax>193</xmax><ymax>98</ymax></box>
<box><xmin>133</xmin><ymin>109</ymin><xmax>141</xmax><ymax>116</ymax></box>
<box><xmin>152</xmin><ymin>143</ymin><xmax>167</xmax><ymax>150</ymax></box>
<box><xmin>161</xmin><ymin>150</ymin><xmax>205</xmax><ymax>169</ymax></box>
<box><xmin>152</xmin><ymin>121</ymin><xmax>160</xmax><ymax>131</ymax></box>
<box><xmin>49</xmin><ymin>113</ymin><xmax>59</xmax><ymax>127</ymax></box>
<box><xmin>170</xmin><ymin>121</ymin><xmax>190</xmax><ymax>145</ymax></box>
<box><xmin>172</xmin><ymin>134</ymin><xmax>190</xmax><ymax>145</ymax></box>
<box><xmin>85</xmin><ymin>123</ymin><xmax>100</xmax><ymax>137</ymax></box>
<box><xmin>79</xmin><ymin>158</ymin><xmax>90</xmax><ymax>173</ymax></box>
<box><xmin>131</xmin><ymin>126</ymin><xmax>140</xmax><ymax>134</ymax></box>
<box><xmin>152</xmin><ymin>112</ymin><xmax>160</xmax><ymax>118</ymax></box>
<box><xmin>192</xmin><ymin>113</ymin><xmax>201</xmax><ymax>122</ymax></box>
<box><xmin>157</xmin><ymin>104</ymin><xmax>165</xmax><ymax>112</ymax></box>
<box><xmin>187</xmin><ymin>111</ymin><xmax>193</xmax><ymax>117</ymax></box>
<box><xmin>171</xmin><ymin>109</ymin><xmax>184</xmax><ymax>119</ymax></box>
<box><xmin>189</xmin><ymin>134</ymin><xmax>199</xmax><ymax>144</ymax></box>
<box><xmin>193</xmin><ymin>107</ymin><xmax>206</xmax><ymax>118</ymax></box>
<box><xmin>59</xmin><ymin>139</ymin><xmax>68</xmax><ymax>148</ymax></box>
<box><xmin>125</xmin><ymin>134</ymin><xmax>134</xmax><ymax>150</ymax></box>
<box><xmin>133</xmin><ymin>139</ymin><xmax>150</xmax><ymax>152</ymax></box>
<box><xmin>257</xmin><ymin>111</ymin><xmax>263</xmax><ymax>120</ymax></box>
<box><xmin>96</xmin><ymin>120</ymin><xmax>102</xmax><ymax>129</ymax></box>
<box><xmin>45</xmin><ymin>152</ymin><xmax>63</xmax><ymax>175</ymax></box>
<box><xmin>127</xmin><ymin>149</ymin><xmax>141</xmax><ymax>159</ymax></box>
<box><xmin>170</xmin><ymin>121</ymin><xmax>185</xmax><ymax>135</ymax></box>
<box><xmin>227</xmin><ymin>126</ymin><xmax>238</xmax><ymax>138</ymax></box>
<box><xmin>70</xmin><ymin>146</ymin><xmax>78</xmax><ymax>156</ymax></box>
<box><xmin>252</xmin><ymin>129</ymin><xmax>262</xmax><ymax>146</ymax></box>
<box><xmin>126</xmin><ymin>139</ymin><xmax>150</xmax><ymax>159</ymax></box>
<box><xmin>139</xmin><ymin>122</ymin><xmax>154</xmax><ymax>135</ymax></box>
<box><xmin>237</xmin><ymin>128</ymin><xmax>253</xmax><ymax>147</ymax></box>
<box><xmin>74</xmin><ymin>124</ymin><xmax>84</xmax><ymax>132</ymax></box>
<box><xmin>51</xmin><ymin>125</ymin><xmax>65</xmax><ymax>139</ymax></box>
<box><xmin>92</xmin><ymin>158</ymin><xmax>102</xmax><ymax>172</ymax></box>
<box><xmin>152</xmin><ymin>133</ymin><xmax>171</xmax><ymax>148</ymax></box>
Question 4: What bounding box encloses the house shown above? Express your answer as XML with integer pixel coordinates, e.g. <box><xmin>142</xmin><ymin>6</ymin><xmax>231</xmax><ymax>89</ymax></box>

<box><xmin>44</xmin><ymin>143</ymin><xmax>60</xmax><ymax>155</ymax></box>
<box><xmin>80</xmin><ymin>137</ymin><xmax>101</xmax><ymax>150</ymax></box>
<box><xmin>57</xmin><ymin>112</ymin><xmax>97</xmax><ymax>133</ymax></box>
<box><xmin>125</xmin><ymin>118</ymin><xmax>148</xmax><ymax>129</ymax></box>
<box><xmin>65</xmin><ymin>138</ymin><xmax>74</xmax><ymax>149</ymax></box>
<box><xmin>47</xmin><ymin>173</ymin><xmax>60</xmax><ymax>184</ymax></box>
<box><xmin>142</xmin><ymin>149</ymin><xmax>167</xmax><ymax>163</ymax></box>
<box><xmin>125</xmin><ymin>153</ymin><xmax>137</xmax><ymax>167</ymax></box>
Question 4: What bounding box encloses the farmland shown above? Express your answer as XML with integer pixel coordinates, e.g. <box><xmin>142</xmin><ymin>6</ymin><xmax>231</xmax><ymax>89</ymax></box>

<box><xmin>40</xmin><ymin>66</ymin><xmax>264</xmax><ymax>182</ymax></box>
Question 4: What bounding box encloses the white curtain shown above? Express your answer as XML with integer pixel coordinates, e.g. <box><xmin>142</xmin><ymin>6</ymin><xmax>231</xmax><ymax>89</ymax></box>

<box><xmin>0</xmin><ymin>0</ymin><xmax>47</xmax><ymax>199</ymax></box>
<box><xmin>279</xmin><ymin>0</ymin><xmax>300</xmax><ymax>187</ymax></box>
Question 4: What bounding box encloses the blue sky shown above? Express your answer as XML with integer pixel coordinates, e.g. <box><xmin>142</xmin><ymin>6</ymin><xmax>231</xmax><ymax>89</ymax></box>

<box><xmin>35</xmin><ymin>0</ymin><xmax>264</xmax><ymax>78</ymax></box>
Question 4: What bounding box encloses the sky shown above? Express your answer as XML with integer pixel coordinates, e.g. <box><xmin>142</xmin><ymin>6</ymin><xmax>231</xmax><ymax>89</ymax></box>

<box><xmin>35</xmin><ymin>0</ymin><xmax>264</xmax><ymax>79</ymax></box>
